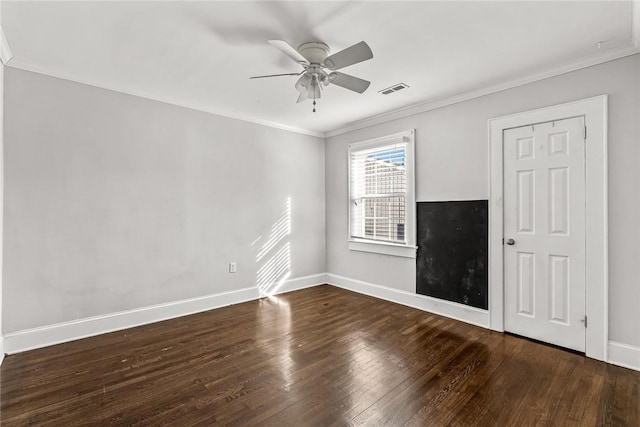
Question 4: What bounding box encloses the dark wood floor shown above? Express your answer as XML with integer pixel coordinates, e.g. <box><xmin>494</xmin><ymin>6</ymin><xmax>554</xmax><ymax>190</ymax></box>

<box><xmin>1</xmin><ymin>285</ymin><xmax>638</xmax><ymax>426</ymax></box>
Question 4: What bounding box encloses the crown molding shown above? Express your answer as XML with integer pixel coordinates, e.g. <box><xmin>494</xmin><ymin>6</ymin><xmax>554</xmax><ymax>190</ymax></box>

<box><xmin>0</xmin><ymin>25</ymin><xmax>13</xmax><ymax>65</ymax></box>
<box><xmin>326</xmin><ymin>0</ymin><xmax>640</xmax><ymax>138</ymax></box>
<box><xmin>6</xmin><ymin>2</ymin><xmax>640</xmax><ymax>141</ymax></box>
<box><xmin>6</xmin><ymin>60</ymin><xmax>325</xmax><ymax>138</ymax></box>
<box><xmin>325</xmin><ymin>44</ymin><xmax>640</xmax><ymax>138</ymax></box>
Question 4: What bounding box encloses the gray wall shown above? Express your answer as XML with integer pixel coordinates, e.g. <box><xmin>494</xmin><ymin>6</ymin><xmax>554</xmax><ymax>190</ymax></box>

<box><xmin>3</xmin><ymin>68</ymin><xmax>326</xmax><ymax>332</ymax></box>
<box><xmin>3</xmin><ymin>54</ymin><xmax>639</xmax><ymax>350</ymax></box>
<box><xmin>326</xmin><ymin>54</ymin><xmax>640</xmax><ymax>347</ymax></box>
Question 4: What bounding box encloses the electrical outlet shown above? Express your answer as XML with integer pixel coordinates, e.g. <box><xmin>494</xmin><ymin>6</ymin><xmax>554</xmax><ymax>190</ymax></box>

<box><xmin>229</xmin><ymin>262</ymin><xmax>237</xmax><ymax>273</ymax></box>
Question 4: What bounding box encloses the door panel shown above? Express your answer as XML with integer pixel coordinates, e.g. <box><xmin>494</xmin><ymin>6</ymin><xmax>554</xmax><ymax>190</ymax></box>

<box><xmin>503</xmin><ymin>116</ymin><xmax>586</xmax><ymax>352</ymax></box>
<box><xmin>517</xmin><ymin>170</ymin><xmax>535</xmax><ymax>233</ymax></box>
<box><xmin>517</xmin><ymin>252</ymin><xmax>535</xmax><ymax>316</ymax></box>
<box><xmin>549</xmin><ymin>255</ymin><xmax>569</xmax><ymax>324</ymax></box>
<box><xmin>549</xmin><ymin>167</ymin><xmax>569</xmax><ymax>235</ymax></box>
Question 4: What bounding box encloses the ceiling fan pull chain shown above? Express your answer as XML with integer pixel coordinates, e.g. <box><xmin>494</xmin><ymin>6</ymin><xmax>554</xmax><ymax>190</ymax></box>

<box><xmin>313</xmin><ymin>100</ymin><xmax>316</xmax><ymax>113</ymax></box>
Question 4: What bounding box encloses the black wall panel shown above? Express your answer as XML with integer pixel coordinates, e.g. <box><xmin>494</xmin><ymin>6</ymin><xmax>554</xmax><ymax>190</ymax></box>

<box><xmin>416</xmin><ymin>200</ymin><xmax>488</xmax><ymax>309</ymax></box>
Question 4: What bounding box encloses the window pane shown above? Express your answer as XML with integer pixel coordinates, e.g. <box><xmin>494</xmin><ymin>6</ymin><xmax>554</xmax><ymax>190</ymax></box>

<box><xmin>349</xmin><ymin>131</ymin><xmax>415</xmax><ymax>255</ymax></box>
<box><xmin>352</xmin><ymin>196</ymin><xmax>406</xmax><ymax>243</ymax></box>
<box><xmin>350</xmin><ymin>142</ymin><xmax>408</xmax><ymax>244</ymax></box>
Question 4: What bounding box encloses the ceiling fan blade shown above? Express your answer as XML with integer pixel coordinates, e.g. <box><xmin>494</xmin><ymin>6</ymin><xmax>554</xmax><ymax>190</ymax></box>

<box><xmin>268</xmin><ymin>40</ymin><xmax>309</xmax><ymax>65</ymax></box>
<box><xmin>324</xmin><ymin>41</ymin><xmax>373</xmax><ymax>70</ymax></box>
<box><xmin>250</xmin><ymin>72</ymin><xmax>301</xmax><ymax>79</ymax></box>
<box><xmin>328</xmin><ymin>72</ymin><xmax>371</xmax><ymax>94</ymax></box>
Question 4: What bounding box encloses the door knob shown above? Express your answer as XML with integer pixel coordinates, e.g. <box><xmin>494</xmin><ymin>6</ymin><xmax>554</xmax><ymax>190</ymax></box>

<box><xmin>505</xmin><ymin>238</ymin><xmax>516</xmax><ymax>246</ymax></box>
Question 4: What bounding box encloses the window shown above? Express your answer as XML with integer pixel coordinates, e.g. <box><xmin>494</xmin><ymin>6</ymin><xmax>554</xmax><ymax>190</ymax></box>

<box><xmin>348</xmin><ymin>129</ymin><xmax>416</xmax><ymax>258</ymax></box>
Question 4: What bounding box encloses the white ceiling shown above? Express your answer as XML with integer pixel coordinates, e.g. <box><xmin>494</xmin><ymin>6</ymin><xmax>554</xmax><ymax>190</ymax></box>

<box><xmin>2</xmin><ymin>1</ymin><xmax>638</xmax><ymax>135</ymax></box>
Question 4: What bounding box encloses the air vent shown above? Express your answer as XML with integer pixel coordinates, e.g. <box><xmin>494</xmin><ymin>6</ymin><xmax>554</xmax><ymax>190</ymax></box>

<box><xmin>379</xmin><ymin>83</ymin><xmax>409</xmax><ymax>95</ymax></box>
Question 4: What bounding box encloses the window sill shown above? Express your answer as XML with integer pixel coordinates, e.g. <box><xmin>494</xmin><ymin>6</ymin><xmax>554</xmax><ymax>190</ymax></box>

<box><xmin>348</xmin><ymin>239</ymin><xmax>417</xmax><ymax>258</ymax></box>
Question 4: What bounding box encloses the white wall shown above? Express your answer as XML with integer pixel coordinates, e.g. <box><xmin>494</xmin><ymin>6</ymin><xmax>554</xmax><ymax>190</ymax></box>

<box><xmin>3</xmin><ymin>68</ymin><xmax>325</xmax><ymax>333</ymax></box>
<box><xmin>326</xmin><ymin>54</ymin><xmax>640</xmax><ymax>347</ymax></box>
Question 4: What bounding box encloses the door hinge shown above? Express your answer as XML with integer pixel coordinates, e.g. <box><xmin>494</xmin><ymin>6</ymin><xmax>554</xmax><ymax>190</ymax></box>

<box><xmin>582</xmin><ymin>316</ymin><xmax>587</xmax><ymax>328</ymax></box>
<box><xmin>584</xmin><ymin>126</ymin><xmax>587</xmax><ymax>140</ymax></box>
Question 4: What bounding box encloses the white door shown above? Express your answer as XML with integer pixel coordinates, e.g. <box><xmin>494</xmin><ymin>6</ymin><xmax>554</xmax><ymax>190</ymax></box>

<box><xmin>503</xmin><ymin>116</ymin><xmax>586</xmax><ymax>352</ymax></box>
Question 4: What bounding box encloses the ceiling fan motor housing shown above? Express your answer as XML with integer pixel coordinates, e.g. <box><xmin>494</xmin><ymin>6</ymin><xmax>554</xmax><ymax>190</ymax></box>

<box><xmin>298</xmin><ymin>42</ymin><xmax>330</xmax><ymax>64</ymax></box>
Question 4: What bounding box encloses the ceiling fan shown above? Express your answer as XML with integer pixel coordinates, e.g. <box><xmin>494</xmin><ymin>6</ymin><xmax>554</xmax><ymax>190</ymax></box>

<box><xmin>250</xmin><ymin>40</ymin><xmax>373</xmax><ymax>112</ymax></box>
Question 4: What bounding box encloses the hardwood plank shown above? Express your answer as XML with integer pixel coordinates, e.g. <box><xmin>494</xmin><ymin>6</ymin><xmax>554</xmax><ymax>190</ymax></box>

<box><xmin>1</xmin><ymin>285</ymin><xmax>638</xmax><ymax>426</ymax></box>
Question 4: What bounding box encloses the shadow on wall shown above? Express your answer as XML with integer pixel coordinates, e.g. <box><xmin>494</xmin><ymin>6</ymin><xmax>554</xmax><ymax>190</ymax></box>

<box><xmin>254</xmin><ymin>197</ymin><xmax>292</xmax><ymax>297</ymax></box>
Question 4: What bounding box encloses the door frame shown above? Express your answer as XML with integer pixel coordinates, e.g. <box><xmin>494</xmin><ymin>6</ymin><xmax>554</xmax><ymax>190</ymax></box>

<box><xmin>488</xmin><ymin>95</ymin><xmax>608</xmax><ymax>361</ymax></box>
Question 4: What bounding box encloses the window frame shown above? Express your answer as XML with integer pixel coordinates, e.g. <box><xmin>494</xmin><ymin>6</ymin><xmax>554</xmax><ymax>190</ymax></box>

<box><xmin>347</xmin><ymin>129</ymin><xmax>417</xmax><ymax>258</ymax></box>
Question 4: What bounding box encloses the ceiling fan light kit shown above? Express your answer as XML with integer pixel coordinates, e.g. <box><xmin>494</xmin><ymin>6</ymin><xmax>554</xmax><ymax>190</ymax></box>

<box><xmin>251</xmin><ymin>39</ymin><xmax>373</xmax><ymax>112</ymax></box>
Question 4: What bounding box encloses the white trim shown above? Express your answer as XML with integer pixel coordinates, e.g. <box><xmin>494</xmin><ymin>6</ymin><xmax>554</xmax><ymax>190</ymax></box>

<box><xmin>6</xmin><ymin>60</ymin><xmax>324</xmax><ymax>138</ymax></box>
<box><xmin>3</xmin><ymin>273</ymin><xmax>327</xmax><ymax>354</ymax></box>
<box><xmin>0</xmin><ymin>18</ymin><xmax>6</xmax><ymax>365</ymax></box>
<box><xmin>0</xmin><ymin>25</ymin><xmax>12</xmax><ymax>65</ymax></box>
<box><xmin>326</xmin><ymin>46</ymin><xmax>638</xmax><ymax>138</ymax></box>
<box><xmin>488</xmin><ymin>95</ymin><xmax>608</xmax><ymax>361</ymax></box>
<box><xmin>5</xmin><ymin>39</ymin><xmax>639</xmax><ymax>140</ymax></box>
<box><xmin>348</xmin><ymin>240</ymin><xmax>417</xmax><ymax>258</ymax></box>
<box><xmin>347</xmin><ymin>129</ymin><xmax>410</xmax><ymax>150</ymax></box>
<box><xmin>4</xmin><ymin>272</ymin><xmax>637</xmax><ymax>372</ymax></box>
<box><xmin>347</xmin><ymin>129</ymin><xmax>416</xmax><ymax>256</ymax></box>
<box><xmin>326</xmin><ymin>273</ymin><xmax>489</xmax><ymax>328</ymax></box>
<box><xmin>607</xmin><ymin>341</ymin><xmax>640</xmax><ymax>372</ymax></box>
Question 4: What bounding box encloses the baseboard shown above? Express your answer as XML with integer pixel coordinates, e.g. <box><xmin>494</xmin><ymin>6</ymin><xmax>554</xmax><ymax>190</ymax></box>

<box><xmin>4</xmin><ymin>272</ymin><xmax>637</xmax><ymax>373</ymax></box>
<box><xmin>3</xmin><ymin>273</ymin><xmax>327</xmax><ymax>354</ymax></box>
<box><xmin>607</xmin><ymin>341</ymin><xmax>640</xmax><ymax>371</ymax></box>
<box><xmin>269</xmin><ymin>272</ymin><xmax>327</xmax><ymax>295</ymax></box>
<box><xmin>326</xmin><ymin>273</ymin><xmax>490</xmax><ymax>328</ymax></box>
